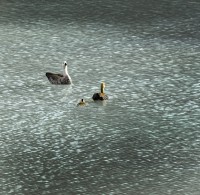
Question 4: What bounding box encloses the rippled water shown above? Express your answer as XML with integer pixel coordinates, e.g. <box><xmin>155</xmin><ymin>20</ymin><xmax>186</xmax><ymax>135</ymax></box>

<box><xmin>1</xmin><ymin>0</ymin><xmax>200</xmax><ymax>194</ymax></box>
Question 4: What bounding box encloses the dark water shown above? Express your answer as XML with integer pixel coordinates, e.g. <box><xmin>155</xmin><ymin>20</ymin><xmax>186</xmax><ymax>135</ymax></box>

<box><xmin>0</xmin><ymin>0</ymin><xmax>200</xmax><ymax>194</ymax></box>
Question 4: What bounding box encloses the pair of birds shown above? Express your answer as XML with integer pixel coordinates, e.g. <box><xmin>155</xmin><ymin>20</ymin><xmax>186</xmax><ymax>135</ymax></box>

<box><xmin>46</xmin><ymin>61</ymin><xmax>108</xmax><ymax>105</ymax></box>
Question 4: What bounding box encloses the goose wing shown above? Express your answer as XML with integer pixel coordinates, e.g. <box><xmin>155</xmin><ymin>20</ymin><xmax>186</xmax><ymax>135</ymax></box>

<box><xmin>92</xmin><ymin>93</ymin><xmax>108</xmax><ymax>100</ymax></box>
<box><xmin>46</xmin><ymin>72</ymin><xmax>63</xmax><ymax>84</ymax></box>
<box><xmin>46</xmin><ymin>72</ymin><xmax>71</xmax><ymax>84</ymax></box>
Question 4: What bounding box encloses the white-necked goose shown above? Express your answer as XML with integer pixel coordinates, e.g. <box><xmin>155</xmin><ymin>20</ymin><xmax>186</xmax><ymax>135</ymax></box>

<box><xmin>46</xmin><ymin>61</ymin><xmax>72</xmax><ymax>84</ymax></box>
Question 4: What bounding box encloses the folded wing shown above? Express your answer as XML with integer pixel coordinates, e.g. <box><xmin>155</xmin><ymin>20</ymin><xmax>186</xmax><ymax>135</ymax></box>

<box><xmin>46</xmin><ymin>72</ymin><xmax>71</xmax><ymax>84</ymax></box>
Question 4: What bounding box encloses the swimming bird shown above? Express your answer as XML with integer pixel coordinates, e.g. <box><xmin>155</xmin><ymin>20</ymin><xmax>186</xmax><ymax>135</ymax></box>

<box><xmin>46</xmin><ymin>61</ymin><xmax>72</xmax><ymax>84</ymax></box>
<box><xmin>77</xmin><ymin>99</ymin><xmax>86</xmax><ymax>106</ymax></box>
<box><xmin>92</xmin><ymin>82</ymin><xmax>108</xmax><ymax>101</ymax></box>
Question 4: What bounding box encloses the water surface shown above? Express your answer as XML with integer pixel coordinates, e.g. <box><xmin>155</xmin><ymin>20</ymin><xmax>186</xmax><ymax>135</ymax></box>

<box><xmin>0</xmin><ymin>0</ymin><xmax>200</xmax><ymax>194</ymax></box>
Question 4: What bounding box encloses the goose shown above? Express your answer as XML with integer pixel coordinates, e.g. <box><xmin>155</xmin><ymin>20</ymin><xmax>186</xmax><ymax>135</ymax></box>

<box><xmin>92</xmin><ymin>82</ymin><xmax>108</xmax><ymax>101</ymax></box>
<box><xmin>77</xmin><ymin>99</ymin><xmax>86</xmax><ymax>106</ymax></box>
<box><xmin>46</xmin><ymin>61</ymin><xmax>72</xmax><ymax>84</ymax></box>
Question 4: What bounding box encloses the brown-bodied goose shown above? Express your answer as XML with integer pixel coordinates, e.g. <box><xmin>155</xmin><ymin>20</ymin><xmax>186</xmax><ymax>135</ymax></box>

<box><xmin>92</xmin><ymin>82</ymin><xmax>108</xmax><ymax>101</ymax></box>
<box><xmin>46</xmin><ymin>61</ymin><xmax>72</xmax><ymax>84</ymax></box>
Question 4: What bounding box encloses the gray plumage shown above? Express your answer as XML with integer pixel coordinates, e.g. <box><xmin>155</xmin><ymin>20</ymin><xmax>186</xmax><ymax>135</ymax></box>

<box><xmin>46</xmin><ymin>61</ymin><xmax>72</xmax><ymax>85</ymax></box>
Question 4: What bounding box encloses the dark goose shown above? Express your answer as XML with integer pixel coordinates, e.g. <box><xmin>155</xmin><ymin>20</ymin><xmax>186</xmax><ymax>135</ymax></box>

<box><xmin>46</xmin><ymin>61</ymin><xmax>72</xmax><ymax>84</ymax></box>
<box><xmin>92</xmin><ymin>82</ymin><xmax>108</xmax><ymax>101</ymax></box>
